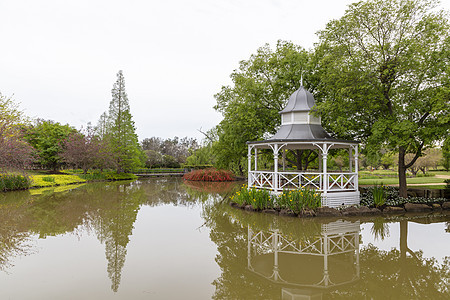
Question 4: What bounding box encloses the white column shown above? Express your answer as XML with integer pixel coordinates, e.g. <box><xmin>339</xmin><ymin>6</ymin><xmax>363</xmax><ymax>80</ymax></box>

<box><xmin>254</xmin><ymin>148</ymin><xmax>258</xmax><ymax>171</ymax></box>
<box><xmin>273</xmin><ymin>144</ymin><xmax>279</xmax><ymax>192</ymax></box>
<box><xmin>354</xmin><ymin>145</ymin><xmax>359</xmax><ymax>189</ymax></box>
<box><xmin>318</xmin><ymin>150</ymin><xmax>322</xmax><ymax>172</ymax></box>
<box><xmin>322</xmin><ymin>143</ymin><xmax>328</xmax><ymax>195</ymax></box>
<box><xmin>248</xmin><ymin>146</ymin><xmax>252</xmax><ymax>188</ymax></box>
<box><xmin>349</xmin><ymin>147</ymin><xmax>353</xmax><ymax>172</ymax></box>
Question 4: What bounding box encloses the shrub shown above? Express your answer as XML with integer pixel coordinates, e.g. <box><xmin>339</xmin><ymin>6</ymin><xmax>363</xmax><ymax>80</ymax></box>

<box><xmin>183</xmin><ymin>168</ymin><xmax>234</xmax><ymax>182</ymax></box>
<box><xmin>360</xmin><ymin>186</ymin><xmax>399</xmax><ymax>207</ymax></box>
<box><xmin>0</xmin><ymin>173</ymin><xmax>31</xmax><ymax>191</ymax></box>
<box><xmin>360</xmin><ymin>185</ymin><xmax>445</xmax><ymax>207</ymax></box>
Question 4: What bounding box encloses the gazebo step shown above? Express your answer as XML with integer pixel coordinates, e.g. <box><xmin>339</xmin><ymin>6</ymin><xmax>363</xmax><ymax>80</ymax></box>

<box><xmin>322</xmin><ymin>191</ymin><xmax>360</xmax><ymax>208</ymax></box>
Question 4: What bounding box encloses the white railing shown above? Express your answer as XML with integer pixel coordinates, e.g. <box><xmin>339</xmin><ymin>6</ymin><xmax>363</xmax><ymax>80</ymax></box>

<box><xmin>250</xmin><ymin>171</ymin><xmax>275</xmax><ymax>190</ymax></box>
<box><xmin>326</xmin><ymin>173</ymin><xmax>357</xmax><ymax>191</ymax></box>
<box><xmin>278</xmin><ymin>172</ymin><xmax>322</xmax><ymax>190</ymax></box>
<box><xmin>249</xmin><ymin>171</ymin><xmax>357</xmax><ymax>192</ymax></box>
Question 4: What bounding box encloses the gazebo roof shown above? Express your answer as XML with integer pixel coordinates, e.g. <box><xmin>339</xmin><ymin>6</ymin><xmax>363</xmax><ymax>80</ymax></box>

<box><xmin>247</xmin><ymin>85</ymin><xmax>359</xmax><ymax>147</ymax></box>
<box><xmin>279</xmin><ymin>86</ymin><xmax>315</xmax><ymax>113</ymax></box>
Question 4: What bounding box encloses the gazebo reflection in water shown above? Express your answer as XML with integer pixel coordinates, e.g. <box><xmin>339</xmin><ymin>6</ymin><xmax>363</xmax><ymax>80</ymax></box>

<box><xmin>247</xmin><ymin>220</ymin><xmax>361</xmax><ymax>299</ymax></box>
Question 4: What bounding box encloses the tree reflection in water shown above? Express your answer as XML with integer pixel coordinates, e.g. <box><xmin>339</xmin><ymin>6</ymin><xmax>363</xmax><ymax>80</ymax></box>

<box><xmin>202</xmin><ymin>201</ymin><xmax>450</xmax><ymax>299</ymax></box>
<box><xmin>1</xmin><ymin>178</ymin><xmax>449</xmax><ymax>299</ymax></box>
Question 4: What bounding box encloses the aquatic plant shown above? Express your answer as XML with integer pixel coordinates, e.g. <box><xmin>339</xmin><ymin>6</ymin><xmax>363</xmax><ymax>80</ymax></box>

<box><xmin>231</xmin><ymin>185</ymin><xmax>272</xmax><ymax>209</ymax></box>
<box><xmin>278</xmin><ymin>188</ymin><xmax>321</xmax><ymax>213</ymax></box>
<box><xmin>231</xmin><ymin>186</ymin><xmax>321</xmax><ymax>212</ymax></box>
<box><xmin>372</xmin><ymin>183</ymin><xmax>386</xmax><ymax>207</ymax></box>
<box><xmin>183</xmin><ymin>168</ymin><xmax>234</xmax><ymax>182</ymax></box>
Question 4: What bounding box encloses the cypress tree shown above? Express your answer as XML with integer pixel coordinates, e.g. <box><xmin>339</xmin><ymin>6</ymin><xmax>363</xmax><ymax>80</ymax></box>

<box><xmin>105</xmin><ymin>70</ymin><xmax>141</xmax><ymax>173</ymax></box>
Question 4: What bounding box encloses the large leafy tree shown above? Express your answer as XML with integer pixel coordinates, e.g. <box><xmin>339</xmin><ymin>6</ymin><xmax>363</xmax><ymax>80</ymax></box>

<box><xmin>315</xmin><ymin>0</ymin><xmax>450</xmax><ymax>197</ymax></box>
<box><xmin>24</xmin><ymin>119</ymin><xmax>75</xmax><ymax>170</ymax></box>
<box><xmin>213</xmin><ymin>41</ymin><xmax>311</xmax><ymax>174</ymax></box>
<box><xmin>102</xmin><ymin>70</ymin><xmax>142</xmax><ymax>173</ymax></box>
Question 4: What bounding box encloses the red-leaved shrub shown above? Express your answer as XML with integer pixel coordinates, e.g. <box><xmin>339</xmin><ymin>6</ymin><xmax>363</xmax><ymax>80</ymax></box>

<box><xmin>183</xmin><ymin>168</ymin><xmax>234</xmax><ymax>182</ymax></box>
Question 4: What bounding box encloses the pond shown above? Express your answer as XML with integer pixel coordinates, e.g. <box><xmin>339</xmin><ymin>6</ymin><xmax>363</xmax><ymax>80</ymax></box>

<box><xmin>0</xmin><ymin>178</ymin><xmax>449</xmax><ymax>299</ymax></box>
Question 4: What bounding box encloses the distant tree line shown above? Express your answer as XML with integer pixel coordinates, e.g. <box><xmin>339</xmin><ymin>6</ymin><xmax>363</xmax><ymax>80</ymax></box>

<box><xmin>141</xmin><ymin>136</ymin><xmax>199</xmax><ymax>168</ymax></box>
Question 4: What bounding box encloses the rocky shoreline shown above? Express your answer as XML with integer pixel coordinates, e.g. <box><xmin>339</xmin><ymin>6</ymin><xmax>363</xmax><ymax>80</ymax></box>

<box><xmin>229</xmin><ymin>201</ymin><xmax>450</xmax><ymax>218</ymax></box>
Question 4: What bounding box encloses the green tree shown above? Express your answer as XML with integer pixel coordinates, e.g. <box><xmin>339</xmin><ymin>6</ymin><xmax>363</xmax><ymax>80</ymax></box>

<box><xmin>24</xmin><ymin>119</ymin><xmax>75</xmax><ymax>170</ymax></box>
<box><xmin>315</xmin><ymin>0</ymin><xmax>450</xmax><ymax>197</ymax></box>
<box><xmin>103</xmin><ymin>70</ymin><xmax>142</xmax><ymax>173</ymax></box>
<box><xmin>214</xmin><ymin>41</ymin><xmax>311</xmax><ymax>174</ymax></box>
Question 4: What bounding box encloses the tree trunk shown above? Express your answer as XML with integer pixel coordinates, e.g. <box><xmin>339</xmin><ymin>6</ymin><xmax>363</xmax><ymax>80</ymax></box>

<box><xmin>296</xmin><ymin>150</ymin><xmax>303</xmax><ymax>171</ymax></box>
<box><xmin>398</xmin><ymin>147</ymin><xmax>408</xmax><ymax>198</ymax></box>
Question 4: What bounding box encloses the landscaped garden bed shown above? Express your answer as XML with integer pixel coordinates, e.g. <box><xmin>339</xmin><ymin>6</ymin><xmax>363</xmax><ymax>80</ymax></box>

<box><xmin>229</xmin><ymin>184</ymin><xmax>450</xmax><ymax>218</ymax></box>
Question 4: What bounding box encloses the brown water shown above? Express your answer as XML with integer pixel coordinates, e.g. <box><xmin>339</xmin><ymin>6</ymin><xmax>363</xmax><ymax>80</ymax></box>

<box><xmin>0</xmin><ymin>178</ymin><xmax>449</xmax><ymax>299</ymax></box>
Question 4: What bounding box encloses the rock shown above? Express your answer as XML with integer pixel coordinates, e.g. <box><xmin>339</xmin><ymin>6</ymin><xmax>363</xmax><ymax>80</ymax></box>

<box><xmin>298</xmin><ymin>209</ymin><xmax>316</xmax><ymax>218</ymax></box>
<box><xmin>279</xmin><ymin>209</ymin><xmax>297</xmax><ymax>217</ymax></box>
<box><xmin>315</xmin><ymin>207</ymin><xmax>341</xmax><ymax>217</ymax></box>
<box><xmin>404</xmin><ymin>203</ymin><xmax>432</xmax><ymax>212</ymax></box>
<box><xmin>263</xmin><ymin>209</ymin><xmax>278</xmax><ymax>215</ymax></box>
<box><xmin>244</xmin><ymin>205</ymin><xmax>256</xmax><ymax>211</ymax></box>
<box><xmin>383</xmin><ymin>206</ymin><xmax>405</xmax><ymax>213</ymax></box>
<box><xmin>370</xmin><ymin>208</ymin><xmax>382</xmax><ymax>214</ymax></box>
<box><xmin>229</xmin><ymin>202</ymin><xmax>239</xmax><ymax>208</ymax></box>
<box><xmin>341</xmin><ymin>206</ymin><xmax>360</xmax><ymax>216</ymax></box>
<box><xmin>432</xmin><ymin>203</ymin><xmax>442</xmax><ymax>210</ymax></box>
<box><xmin>442</xmin><ymin>202</ymin><xmax>450</xmax><ymax>210</ymax></box>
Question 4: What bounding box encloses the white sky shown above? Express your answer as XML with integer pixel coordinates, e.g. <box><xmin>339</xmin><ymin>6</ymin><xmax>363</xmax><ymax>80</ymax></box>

<box><xmin>1</xmin><ymin>0</ymin><xmax>449</xmax><ymax>141</ymax></box>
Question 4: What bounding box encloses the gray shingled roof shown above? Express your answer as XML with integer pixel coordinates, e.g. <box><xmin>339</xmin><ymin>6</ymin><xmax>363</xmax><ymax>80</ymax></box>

<box><xmin>268</xmin><ymin>124</ymin><xmax>332</xmax><ymax>140</ymax></box>
<box><xmin>247</xmin><ymin>85</ymin><xmax>359</xmax><ymax>145</ymax></box>
<box><xmin>279</xmin><ymin>86</ymin><xmax>315</xmax><ymax>113</ymax></box>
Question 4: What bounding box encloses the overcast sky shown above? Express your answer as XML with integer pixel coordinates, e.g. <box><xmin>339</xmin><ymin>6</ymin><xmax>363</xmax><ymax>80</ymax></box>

<box><xmin>1</xmin><ymin>0</ymin><xmax>449</xmax><ymax>141</ymax></box>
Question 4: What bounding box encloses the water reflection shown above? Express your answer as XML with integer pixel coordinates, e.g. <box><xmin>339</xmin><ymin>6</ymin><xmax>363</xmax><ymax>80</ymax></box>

<box><xmin>0</xmin><ymin>178</ymin><xmax>449</xmax><ymax>299</ymax></box>
<box><xmin>0</xmin><ymin>178</ymin><xmax>234</xmax><ymax>292</ymax></box>
<box><xmin>206</xmin><ymin>202</ymin><xmax>449</xmax><ymax>299</ymax></box>
<box><xmin>248</xmin><ymin>220</ymin><xmax>360</xmax><ymax>295</ymax></box>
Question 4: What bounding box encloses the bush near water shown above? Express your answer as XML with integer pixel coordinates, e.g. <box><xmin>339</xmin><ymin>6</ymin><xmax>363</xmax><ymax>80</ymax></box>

<box><xmin>231</xmin><ymin>185</ymin><xmax>322</xmax><ymax>213</ymax></box>
<box><xmin>183</xmin><ymin>168</ymin><xmax>234</xmax><ymax>182</ymax></box>
<box><xmin>0</xmin><ymin>173</ymin><xmax>31</xmax><ymax>191</ymax></box>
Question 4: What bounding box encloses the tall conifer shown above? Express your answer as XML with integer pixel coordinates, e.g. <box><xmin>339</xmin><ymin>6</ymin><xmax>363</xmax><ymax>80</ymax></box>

<box><xmin>105</xmin><ymin>70</ymin><xmax>141</xmax><ymax>172</ymax></box>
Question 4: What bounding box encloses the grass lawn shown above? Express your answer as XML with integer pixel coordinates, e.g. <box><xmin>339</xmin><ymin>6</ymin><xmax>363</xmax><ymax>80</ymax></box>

<box><xmin>360</xmin><ymin>170</ymin><xmax>398</xmax><ymax>176</ymax></box>
<box><xmin>409</xmin><ymin>185</ymin><xmax>446</xmax><ymax>189</ymax></box>
<box><xmin>428</xmin><ymin>170</ymin><xmax>450</xmax><ymax>176</ymax></box>
<box><xmin>358</xmin><ymin>176</ymin><xmax>445</xmax><ymax>186</ymax></box>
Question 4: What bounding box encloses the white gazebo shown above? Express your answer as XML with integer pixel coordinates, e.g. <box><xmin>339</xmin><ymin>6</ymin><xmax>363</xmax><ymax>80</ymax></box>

<box><xmin>247</xmin><ymin>85</ymin><xmax>360</xmax><ymax>207</ymax></box>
